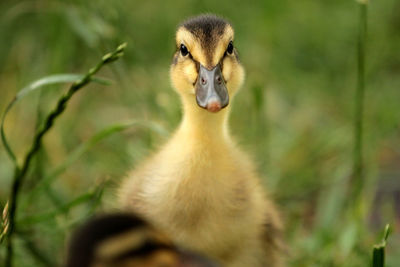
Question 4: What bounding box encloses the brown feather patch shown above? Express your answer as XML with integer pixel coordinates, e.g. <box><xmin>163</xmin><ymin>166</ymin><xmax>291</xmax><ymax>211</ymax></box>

<box><xmin>180</xmin><ymin>14</ymin><xmax>231</xmax><ymax>67</ymax></box>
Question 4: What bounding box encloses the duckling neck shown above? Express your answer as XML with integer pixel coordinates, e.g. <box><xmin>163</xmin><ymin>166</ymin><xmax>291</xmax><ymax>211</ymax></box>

<box><xmin>178</xmin><ymin>97</ymin><xmax>231</xmax><ymax>144</ymax></box>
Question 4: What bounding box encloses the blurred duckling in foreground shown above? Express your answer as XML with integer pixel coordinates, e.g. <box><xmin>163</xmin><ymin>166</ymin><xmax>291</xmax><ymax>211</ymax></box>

<box><xmin>119</xmin><ymin>14</ymin><xmax>284</xmax><ymax>266</ymax></box>
<box><xmin>65</xmin><ymin>213</ymin><xmax>217</xmax><ymax>267</ymax></box>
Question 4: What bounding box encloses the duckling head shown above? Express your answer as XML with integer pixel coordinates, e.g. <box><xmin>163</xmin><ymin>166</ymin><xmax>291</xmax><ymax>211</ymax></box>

<box><xmin>171</xmin><ymin>14</ymin><xmax>244</xmax><ymax>113</ymax></box>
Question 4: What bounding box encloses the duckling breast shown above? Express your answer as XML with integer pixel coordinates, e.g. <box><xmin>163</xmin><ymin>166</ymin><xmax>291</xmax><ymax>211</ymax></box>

<box><xmin>120</xmin><ymin>134</ymin><xmax>269</xmax><ymax>261</ymax></box>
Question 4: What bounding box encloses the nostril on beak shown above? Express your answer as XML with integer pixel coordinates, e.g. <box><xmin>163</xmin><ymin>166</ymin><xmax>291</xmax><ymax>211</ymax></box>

<box><xmin>201</xmin><ymin>77</ymin><xmax>207</xmax><ymax>85</ymax></box>
<box><xmin>216</xmin><ymin>75</ymin><xmax>222</xmax><ymax>84</ymax></box>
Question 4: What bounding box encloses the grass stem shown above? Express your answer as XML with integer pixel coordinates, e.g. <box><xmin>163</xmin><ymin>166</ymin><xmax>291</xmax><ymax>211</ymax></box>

<box><xmin>3</xmin><ymin>43</ymin><xmax>126</xmax><ymax>267</ymax></box>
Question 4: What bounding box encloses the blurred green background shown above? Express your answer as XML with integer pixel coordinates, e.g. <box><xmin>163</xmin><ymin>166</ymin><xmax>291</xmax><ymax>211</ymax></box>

<box><xmin>0</xmin><ymin>0</ymin><xmax>399</xmax><ymax>266</ymax></box>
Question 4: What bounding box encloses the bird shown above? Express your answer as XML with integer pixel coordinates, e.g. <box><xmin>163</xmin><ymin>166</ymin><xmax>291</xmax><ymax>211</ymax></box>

<box><xmin>64</xmin><ymin>212</ymin><xmax>218</xmax><ymax>267</ymax></box>
<box><xmin>118</xmin><ymin>14</ymin><xmax>284</xmax><ymax>267</ymax></box>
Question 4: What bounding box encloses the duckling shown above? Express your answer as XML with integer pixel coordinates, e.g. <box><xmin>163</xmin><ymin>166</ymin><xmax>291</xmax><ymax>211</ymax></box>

<box><xmin>65</xmin><ymin>212</ymin><xmax>217</xmax><ymax>267</ymax></box>
<box><xmin>119</xmin><ymin>14</ymin><xmax>284</xmax><ymax>266</ymax></box>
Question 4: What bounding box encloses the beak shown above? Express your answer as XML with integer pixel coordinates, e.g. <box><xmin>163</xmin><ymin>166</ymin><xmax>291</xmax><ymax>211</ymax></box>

<box><xmin>195</xmin><ymin>64</ymin><xmax>229</xmax><ymax>112</ymax></box>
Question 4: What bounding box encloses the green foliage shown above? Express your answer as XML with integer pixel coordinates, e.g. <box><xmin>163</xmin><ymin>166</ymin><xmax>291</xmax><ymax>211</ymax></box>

<box><xmin>1</xmin><ymin>74</ymin><xmax>111</xmax><ymax>166</ymax></box>
<box><xmin>1</xmin><ymin>43</ymin><xmax>126</xmax><ymax>266</ymax></box>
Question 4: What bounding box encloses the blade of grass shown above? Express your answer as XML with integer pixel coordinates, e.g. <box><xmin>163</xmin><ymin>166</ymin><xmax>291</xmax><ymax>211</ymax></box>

<box><xmin>372</xmin><ymin>224</ymin><xmax>391</xmax><ymax>267</ymax></box>
<box><xmin>0</xmin><ymin>74</ymin><xmax>111</xmax><ymax>166</ymax></box>
<box><xmin>17</xmin><ymin>190</ymin><xmax>99</xmax><ymax>226</ymax></box>
<box><xmin>4</xmin><ymin>43</ymin><xmax>126</xmax><ymax>267</ymax></box>
<box><xmin>20</xmin><ymin>234</ymin><xmax>55</xmax><ymax>267</ymax></box>
<box><xmin>15</xmin><ymin>180</ymin><xmax>108</xmax><ymax>266</ymax></box>
<box><xmin>39</xmin><ymin>120</ymin><xmax>167</xmax><ymax>186</ymax></box>
<box><xmin>21</xmin><ymin>120</ymin><xmax>167</xmax><ymax>209</ymax></box>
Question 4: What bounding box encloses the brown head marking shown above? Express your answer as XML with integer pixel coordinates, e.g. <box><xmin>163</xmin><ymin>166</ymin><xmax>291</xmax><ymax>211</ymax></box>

<box><xmin>181</xmin><ymin>14</ymin><xmax>231</xmax><ymax>68</ymax></box>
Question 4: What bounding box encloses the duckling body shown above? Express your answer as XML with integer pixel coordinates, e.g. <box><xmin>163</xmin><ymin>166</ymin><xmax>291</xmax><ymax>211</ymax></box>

<box><xmin>119</xmin><ymin>14</ymin><xmax>283</xmax><ymax>266</ymax></box>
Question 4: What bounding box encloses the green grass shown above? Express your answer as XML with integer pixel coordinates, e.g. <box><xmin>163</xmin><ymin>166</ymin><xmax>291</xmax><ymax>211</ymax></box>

<box><xmin>1</xmin><ymin>43</ymin><xmax>126</xmax><ymax>266</ymax></box>
<box><xmin>0</xmin><ymin>0</ymin><xmax>399</xmax><ymax>266</ymax></box>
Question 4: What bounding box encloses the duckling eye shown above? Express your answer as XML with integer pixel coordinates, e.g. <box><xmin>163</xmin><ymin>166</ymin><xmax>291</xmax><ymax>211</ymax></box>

<box><xmin>227</xmin><ymin>41</ymin><xmax>234</xmax><ymax>54</ymax></box>
<box><xmin>180</xmin><ymin>44</ymin><xmax>189</xmax><ymax>57</ymax></box>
